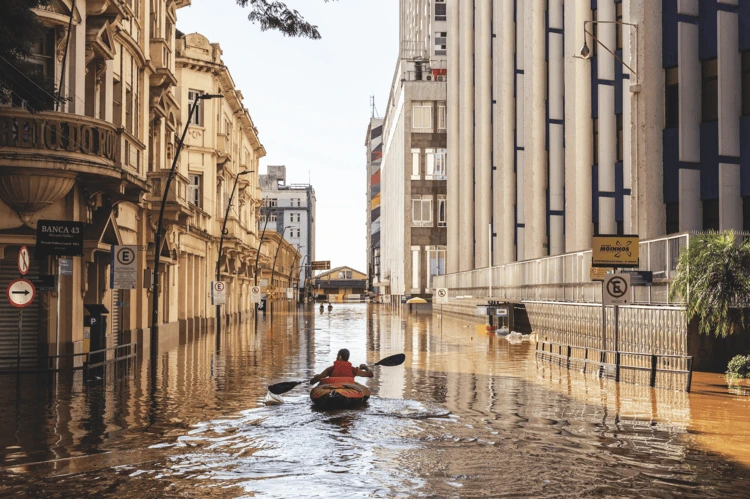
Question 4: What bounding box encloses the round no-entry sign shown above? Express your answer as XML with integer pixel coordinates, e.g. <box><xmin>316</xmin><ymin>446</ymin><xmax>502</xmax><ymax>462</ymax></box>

<box><xmin>7</xmin><ymin>278</ymin><xmax>36</xmax><ymax>308</ymax></box>
<box><xmin>18</xmin><ymin>246</ymin><xmax>30</xmax><ymax>275</ymax></box>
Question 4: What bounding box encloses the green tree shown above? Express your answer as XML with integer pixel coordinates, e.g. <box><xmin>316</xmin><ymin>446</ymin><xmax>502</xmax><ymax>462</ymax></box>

<box><xmin>236</xmin><ymin>0</ymin><xmax>334</xmax><ymax>39</ymax></box>
<box><xmin>670</xmin><ymin>230</ymin><xmax>750</xmax><ymax>337</ymax></box>
<box><xmin>0</xmin><ymin>0</ymin><xmax>59</xmax><ymax>111</ymax></box>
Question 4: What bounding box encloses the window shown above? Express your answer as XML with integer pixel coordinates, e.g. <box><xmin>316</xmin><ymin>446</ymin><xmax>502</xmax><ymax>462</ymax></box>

<box><xmin>338</xmin><ymin>270</ymin><xmax>352</xmax><ymax>279</ymax></box>
<box><xmin>437</xmin><ymin>196</ymin><xmax>446</xmax><ymax>227</ymax></box>
<box><xmin>434</xmin><ymin>32</ymin><xmax>447</xmax><ymax>56</ymax></box>
<box><xmin>616</xmin><ymin>113</ymin><xmax>623</xmax><ymax>163</ymax></box>
<box><xmin>437</xmin><ymin>102</ymin><xmax>447</xmax><ymax>130</ymax></box>
<box><xmin>742</xmin><ymin>52</ymin><xmax>750</xmax><ymax>116</ymax></box>
<box><xmin>270</xmin><ymin>212</ymin><xmax>277</xmax><ymax>222</ymax></box>
<box><xmin>702</xmin><ymin>58</ymin><xmax>718</xmax><ymax>122</ymax></box>
<box><xmin>616</xmin><ymin>2</ymin><xmax>623</xmax><ymax>51</ymax></box>
<box><xmin>125</xmin><ymin>88</ymin><xmax>133</xmax><ymax>132</ymax></box>
<box><xmin>412</xmin><ymin>102</ymin><xmax>432</xmax><ymax>130</ymax></box>
<box><xmin>289</xmin><ymin>212</ymin><xmax>294</xmax><ymax>222</ymax></box>
<box><xmin>703</xmin><ymin>199</ymin><xmax>719</xmax><ymax>230</ymax></box>
<box><xmin>265</xmin><ymin>198</ymin><xmax>278</xmax><ymax>207</ymax></box>
<box><xmin>188</xmin><ymin>90</ymin><xmax>204</xmax><ymax>126</ymax></box>
<box><xmin>412</xmin><ymin>195</ymin><xmax>433</xmax><ymax>227</ymax></box>
<box><xmin>427</xmin><ymin>148</ymin><xmax>447</xmax><ymax>179</ymax></box>
<box><xmin>593</xmin><ymin>118</ymin><xmax>598</xmax><ymax>164</ymax></box>
<box><xmin>435</xmin><ymin>0</ymin><xmax>446</xmax><ymax>21</ymax></box>
<box><xmin>411</xmin><ymin>149</ymin><xmax>421</xmax><ymax>180</ymax></box>
<box><xmin>426</xmin><ymin>246</ymin><xmax>447</xmax><ymax>290</ymax></box>
<box><xmin>411</xmin><ymin>246</ymin><xmax>421</xmax><ymax>291</ymax></box>
<box><xmin>666</xmin><ymin>202</ymin><xmax>679</xmax><ymax>234</ymax></box>
<box><xmin>665</xmin><ymin>67</ymin><xmax>679</xmax><ymax>128</ymax></box>
<box><xmin>188</xmin><ymin>174</ymin><xmax>202</xmax><ymax>207</ymax></box>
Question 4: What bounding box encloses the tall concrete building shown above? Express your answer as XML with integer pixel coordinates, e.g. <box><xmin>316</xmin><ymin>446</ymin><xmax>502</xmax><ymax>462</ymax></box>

<box><xmin>259</xmin><ymin>166</ymin><xmax>316</xmax><ymax>293</ymax></box>
<box><xmin>445</xmin><ymin>0</ymin><xmax>750</xmax><ymax>275</ymax></box>
<box><xmin>379</xmin><ymin>0</ymin><xmax>449</xmax><ymax>300</ymax></box>
<box><xmin>365</xmin><ymin>117</ymin><xmax>384</xmax><ymax>293</ymax></box>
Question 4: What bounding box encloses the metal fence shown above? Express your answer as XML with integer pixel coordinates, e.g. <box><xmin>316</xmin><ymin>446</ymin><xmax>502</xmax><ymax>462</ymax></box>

<box><xmin>434</xmin><ymin>232</ymin><xmax>691</xmax><ymax>305</ymax></box>
<box><xmin>0</xmin><ymin>343</ymin><xmax>137</xmax><ymax>375</ymax></box>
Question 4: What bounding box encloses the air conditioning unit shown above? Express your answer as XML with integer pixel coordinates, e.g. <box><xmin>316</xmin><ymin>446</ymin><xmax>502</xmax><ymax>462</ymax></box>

<box><xmin>426</xmin><ymin>75</ymin><xmax>433</xmax><ymax>81</ymax></box>
<box><xmin>437</xmin><ymin>75</ymin><xmax>446</xmax><ymax>82</ymax></box>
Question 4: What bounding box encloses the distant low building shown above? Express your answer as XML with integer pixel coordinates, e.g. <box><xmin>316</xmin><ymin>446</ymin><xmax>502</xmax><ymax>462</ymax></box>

<box><xmin>313</xmin><ymin>267</ymin><xmax>367</xmax><ymax>302</ymax></box>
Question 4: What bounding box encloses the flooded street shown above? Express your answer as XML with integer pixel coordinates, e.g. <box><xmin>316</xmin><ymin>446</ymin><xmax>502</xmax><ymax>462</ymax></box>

<box><xmin>1</xmin><ymin>304</ymin><xmax>750</xmax><ymax>498</ymax></box>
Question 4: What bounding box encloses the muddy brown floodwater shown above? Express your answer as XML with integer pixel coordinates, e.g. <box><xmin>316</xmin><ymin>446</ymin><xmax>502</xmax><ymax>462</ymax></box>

<box><xmin>1</xmin><ymin>304</ymin><xmax>750</xmax><ymax>498</ymax></box>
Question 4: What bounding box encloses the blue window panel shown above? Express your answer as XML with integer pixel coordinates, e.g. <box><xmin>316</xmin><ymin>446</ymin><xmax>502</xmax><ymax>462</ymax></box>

<box><xmin>700</xmin><ymin>121</ymin><xmax>720</xmax><ymax>199</ymax></box>
<box><xmin>741</xmin><ymin>1</ymin><xmax>750</xmax><ymax>51</ymax></box>
<box><xmin>699</xmin><ymin>0</ymin><xmax>718</xmax><ymax>61</ymax></box>
<box><xmin>592</xmin><ymin>164</ymin><xmax>599</xmax><ymax>223</ymax></box>
<box><xmin>615</xmin><ymin>161</ymin><xmax>624</xmax><ymax>221</ymax></box>
<box><xmin>614</xmin><ymin>49</ymin><xmax>624</xmax><ymax>114</ymax></box>
<box><xmin>591</xmin><ymin>56</ymin><xmax>598</xmax><ymax>119</ymax></box>
<box><xmin>740</xmin><ymin>117</ymin><xmax>750</xmax><ymax>196</ymax></box>
<box><xmin>663</xmin><ymin>127</ymin><xmax>681</xmax><ymax>203</ymax></box>
<box><xmin>663</xmin><ymin>0</ymin><xmax>679</xmax><ymax>68</ymax></box>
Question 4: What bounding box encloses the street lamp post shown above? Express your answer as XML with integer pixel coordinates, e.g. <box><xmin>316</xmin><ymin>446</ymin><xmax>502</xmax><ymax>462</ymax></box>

<box><xmin>215</xmin><ymin>169</ymin><xmax>253</xmax><ymax>336</ymax></box>
<box><xmin>269</xmin><ymin>226</ymin><xmax>292</xmax><ymax>293</ymax></box>
<box><xmin>151</xmin><ymin>92</ymin><xmax>223</xmax><ymax>358</ymax></box>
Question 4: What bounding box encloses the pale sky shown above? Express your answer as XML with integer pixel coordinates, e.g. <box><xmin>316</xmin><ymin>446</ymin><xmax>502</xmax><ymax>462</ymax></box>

<box><xmin>178</xmin><ymin>0</ymin><xmax>399</xmax><ymax>273</ymax></box>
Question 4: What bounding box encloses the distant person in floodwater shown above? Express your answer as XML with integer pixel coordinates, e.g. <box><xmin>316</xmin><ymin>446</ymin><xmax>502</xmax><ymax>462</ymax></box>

<box><xmin>319</xmin><ymin>303</ymin><xmax>324</xmax><ymax>312</ymax></box>
<box><xmin>310</xmin><ymin>348</ymin><xmax>373</xmax><ymax>384</ymax></box>
<box><xmin>327</xmin><ymin>303</ymin><xmax>333</xmax><ymax>312</ymax></box>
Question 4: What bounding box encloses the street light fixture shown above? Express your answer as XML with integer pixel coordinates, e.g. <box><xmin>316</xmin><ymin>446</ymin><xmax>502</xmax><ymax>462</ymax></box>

<box><xmin>579</xmin><ymin>20</ymin><xmax>638</xmax><ymax>78</ymax></box>
<box><xmin>215</xmin><ymin>169</ymin><xmax>254</xmax><ymax>336</ymax></box>
<box><xmin>151</xmin><ymin>92</ymin><xmax>224</xmax><ymax>359</ymax></box>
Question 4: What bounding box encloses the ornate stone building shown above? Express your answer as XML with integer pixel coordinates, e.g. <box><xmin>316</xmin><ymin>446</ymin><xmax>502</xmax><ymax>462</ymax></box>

<box><xmin>0</xmin><ymin>2</ymin><xmax>267</xmax><ymax>369</ymax></box>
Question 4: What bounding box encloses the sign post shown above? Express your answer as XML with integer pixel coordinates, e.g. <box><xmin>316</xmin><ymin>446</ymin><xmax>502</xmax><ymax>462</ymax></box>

<box><xmin>250</xmin><ymin>285</ymin><xmax>262</xmax><ymax>304</ymax></box>
<box><xmin>310</xmin><ymin>261</ymin><xmax>331</xmax><ymax>271</ymax></box>
<box><xmin>7</xmin><ymin>278</ymin><xmax>36</xmax><ymax>370</ymax></box>
<box><xmin>602</xmin><ymin>272</ymin><xmax>631</xmax><ymax>379</ymax></box>
<box><xmin>435</xmin><ymin>288</ymin><xmax>448</xmax><ymax>334</ymax></box>
<box><xmin>110</xmin><ymin>245</ymin><xmax>138</xmax><ymax>290</ymax></box>
<box><xmin>211</xmin><ymin>281</ymin><xmax>226</xmax><ymax>306</ymax></box>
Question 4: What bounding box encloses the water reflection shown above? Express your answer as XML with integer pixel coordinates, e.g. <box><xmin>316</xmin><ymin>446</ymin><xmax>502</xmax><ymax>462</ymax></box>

<box><xmin>0</xmin><ymin>304</ymin><xmax>748</xmax><ymax>498</ymax></box>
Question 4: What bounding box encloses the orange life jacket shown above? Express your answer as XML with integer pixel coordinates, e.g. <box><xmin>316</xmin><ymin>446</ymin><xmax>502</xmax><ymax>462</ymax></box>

<box><xmin>330</xmin><ymin>360</ymin><xmax>357</xmax><ymax>378</ymax></box>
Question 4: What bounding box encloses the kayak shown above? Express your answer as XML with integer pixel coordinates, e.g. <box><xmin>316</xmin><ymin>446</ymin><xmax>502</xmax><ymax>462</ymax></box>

<box><xmin>310</xmin><ymin>377</ymin><xmax>370</xmax><ymax>409</ymax></box>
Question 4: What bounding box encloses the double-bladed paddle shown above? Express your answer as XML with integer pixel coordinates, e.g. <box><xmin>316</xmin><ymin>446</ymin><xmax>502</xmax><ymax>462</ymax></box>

<box><xmin>267</xmin><ymin>353</ymin><xmax>406</xmax><ymax>395</ymax></box>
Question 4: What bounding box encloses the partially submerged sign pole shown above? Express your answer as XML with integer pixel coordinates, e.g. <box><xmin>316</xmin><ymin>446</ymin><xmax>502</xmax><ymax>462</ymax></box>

<box><xmin>593</xmin><ymin>234</ymin><xmax>639</xmax><ymax>373</ymax></box>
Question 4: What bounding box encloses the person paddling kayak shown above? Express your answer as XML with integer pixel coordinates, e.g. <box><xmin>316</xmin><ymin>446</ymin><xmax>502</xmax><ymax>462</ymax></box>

<box><xmin>310</xmin><ymin>349</ymin><xmax>373</xmax><ymax>384</ymax></box>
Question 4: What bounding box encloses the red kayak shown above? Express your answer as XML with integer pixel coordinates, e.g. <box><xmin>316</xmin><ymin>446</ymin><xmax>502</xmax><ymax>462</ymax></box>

<box><xmin>310</xmin><ymin>377</ymin><xmax>370</xmax><ymax>410</ymax></box>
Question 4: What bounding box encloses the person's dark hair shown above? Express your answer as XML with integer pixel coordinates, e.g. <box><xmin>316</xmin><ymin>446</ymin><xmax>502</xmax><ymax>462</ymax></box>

<box><xmin>337</xmin><ymin>348</ymin><xmax>350</xmax><ymax>361</ymax></box>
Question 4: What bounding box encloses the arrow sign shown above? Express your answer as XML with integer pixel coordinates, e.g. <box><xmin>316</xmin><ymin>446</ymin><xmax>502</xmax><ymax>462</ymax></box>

<box><xmin>6</xmin><ymin>279</ymin><xmax>36</xmax><ymax>308</ymax></box>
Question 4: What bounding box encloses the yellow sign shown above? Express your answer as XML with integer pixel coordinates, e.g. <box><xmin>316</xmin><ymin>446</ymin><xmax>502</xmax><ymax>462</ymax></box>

<box><xmin>589</xmin><ymin>266</ymin><xmax>612</xmax><ymax>281</ymax></box>
<box><xmin>592</xmin><ymin>235</ymin><xmax>639</xmax><ymax>267</ymax></box>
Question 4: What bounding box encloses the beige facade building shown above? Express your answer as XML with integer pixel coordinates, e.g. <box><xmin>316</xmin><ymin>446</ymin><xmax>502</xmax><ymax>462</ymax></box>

<box><xmin>0</xmin><ymin>2</ymin><xmax>267</xmax><ymax>369</ymax></box>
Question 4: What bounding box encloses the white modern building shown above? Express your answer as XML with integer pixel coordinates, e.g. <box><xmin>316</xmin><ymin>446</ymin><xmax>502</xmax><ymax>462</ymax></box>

<box><xmin>259</xmin><ymin>166</ymin><xmax>316</xmax><ymax>292</ymax></box>
<box><xmin>445</xmin><ymin>0</ymin><xmax>750</xmax><ymax>274</ymax></box>
<box><xmin>379</xmin><ymin>0</ymin><xmax>449</xmax><ymax>300</ymax></box>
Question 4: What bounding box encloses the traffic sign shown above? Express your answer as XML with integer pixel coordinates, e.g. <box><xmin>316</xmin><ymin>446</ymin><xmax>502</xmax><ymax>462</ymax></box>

<box><xmin>212</xmin><ymin>281</ymin><xmax>226</xmax><ymax>305</ymax></box>
<box><xmin>435</xmin><ymin>288</ymin><xmax>449</xmax><ymax>305</ymax></box>
<box><xmin>311</xmin><ymin>260</ymin><xmax>331</xmax><ymax>271</ymax></box>
<box><xmin>286</xmin><ymin>288</ymin><xmax>294</xmax><ymax>299</ymax></box>
<box><xmin>251</xmin><ymin>286</ymin><xmax>262</xmax><ymax>304</ymax></box>
<box><xmin>110</xmin><ymin>245</ymin><xmax>138</xmax><ymax>289</ymax></box>
<box><xmin>59</xmin><ymin>258</ymin><xmax>73</xmax><ymax>276</ymax></box>
<box><xmin>592</xmin><ymin>235</ymin><xmax>640</xmax><ymax>268</ymax></box>
<box><xmin>26</xmin><ymin>275</ymin><xmax>56</xmax><ymax>291</ymax></box>
<box><xmin>603</xmin><ymin>273</ymin><xmax>631</xmax><ymax>306</ymax></box>
<box><xmin>6</xmin><ymin>279</ymin><xmax>36</xmax><ymax>308</ymax></box>
<box><xmin>18</xmin><ymin>246</ymin><xmax>30</xmax><ymax>275</ymax></box>
<box><xmin>589</xmin><ymin>266</ymin><xmax>612</xmax><ymax>282</ymax></box>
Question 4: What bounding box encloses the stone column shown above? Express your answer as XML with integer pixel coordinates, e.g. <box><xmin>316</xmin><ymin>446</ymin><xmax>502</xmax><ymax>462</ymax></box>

<box><xmin>474</xmin><ymin>0</ymin><xmax>492</xmax><ymax>268</ymax></box>
<box><xmin>493</xmin><ymin>0</ymin><xmax>516</xmax><ymax>265</ymax></box>
<box><xmin>548</xmin><ymin>0</ymin><xmax>565</xmax><ymax>255</ymax></box>
<box><xmin>564</xmin><ymin>0</ymin><xmax>593</xmax><ymax>251</ymax></box>
<box><xmin>447</xmin><ymin>0</ymin><xmax>460</xmax><ymax>273</ymax></box>
<box><xmin>597</xmin><ymin>0</ymin><xmax>617</xmax><ymax>235</ymax></box>
<box><xmin>458</xmin><ymin>0</ymin><xmax>475</xmax><ymax>271</ymax></box>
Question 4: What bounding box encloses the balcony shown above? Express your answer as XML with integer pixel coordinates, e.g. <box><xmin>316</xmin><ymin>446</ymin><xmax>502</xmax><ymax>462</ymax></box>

<box><xmin>145</xmin><ymin>170</ymin><xmax>192</xmax><ymax>225</ymax></box>
<box><xmin>216</xmin><ymin>134</ymin><xmax>232</xmax><ymax>163</ymax></box>
<box><xmin>0</xmin><ymin>107</ymin><xmax>148</xmax><ymax>222</ymax></box>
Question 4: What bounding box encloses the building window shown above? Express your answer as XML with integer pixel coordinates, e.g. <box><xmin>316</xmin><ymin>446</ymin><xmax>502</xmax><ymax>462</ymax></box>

<box><xmin>665</xmin><ymin>67</ymin><xmax>679</xmax><ymax>128</ymax></box>
<box><xmin>434</xmin><ymin>32</ymin><xmax>447</xmax><ymax>56</ymax></box>
<box><xmin>702</xmin><ymin>58</ymin><xmax>718</xmax><ymax>123</ymax></box>
<box><xmin>412</xmin><ymin>101</ymin><xmax>432</xmax><ymax>131</ymax></box>
<box><xmin>616</xmin><ymin>113</ymin><xmax>623</xmax><ymax>163</ymax></box>
<box><xmin>289</xmin><ymin>212</ymin><xmax>294</xmax><ymax>222</ymax></box>
<box><xmin>412</xmin><ymin>195</ymin><xmax>433</xmax><ymax>227</ymax></box>
<box><xmin>411</xmin><ymin>148</ymin><xmax>421</xmax><ymax>180</ymax></box>
<box><xmin>426</xmin><ymin>246</ymin><xmax>446</xmax><ymax>290</ymax></box>
<box><xmin>270</xmin><ymin>212</ymin><xmax>277</xmax><ymax>222</ymax></box>
<box><xmin>437</xmin><ymin>195</ymin><xmax>446</xmax><ymax>227</ymax></box>
<box><xmin>188</xmin><ymin>174</ymin><xmax>202</xmax><ymax>207</ymax></box>
<box><xmin>666</xmin><ymin>202</ymin><xmax>679</xmax><ymax>234</ymax></box>
<box><xmin>616</xmin><ymin>2</ymin><xmax>623</xmax><ymax>51</ymax></box>
<box><xmin>266</xmin><ymin>198</ymin><xmax>278</xmax><ymax>207</ymax></box>
<box><xmin>338</xmin><ymin>270</ymin><xmax>352</xmax><ymax>279</ymax></box>
<box><xmin>437</xmin><ymin>102</ymin><xmax>447</xmax><ymax>130</ymax></box>
<box><xmin>188</xmin><ymin>90</ymin><xmax>203</xmax><ymax>126</ymax></box>
<box><xmin>703</xmin><ymin>199</ymin><xmax>719</xmax><ymax>231</ymax></box>
<box><xmin>435</xmin><ymin>0</ymin><xmax>446</xmax><ymax>21</ymax></box>
<box><xmin>742</xmin><ymin>52</ymin><xmax>750</xmax><ymax>117</ymax></box>
<box><xmin>411</xmin><ymin>246</ymin><xmax>421</xmax><ymax>291</ymax></box>
<box><xmin>426</xmin><ymin>148</ymin><xmax>447</xmax><ymax>180</ymax></box>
